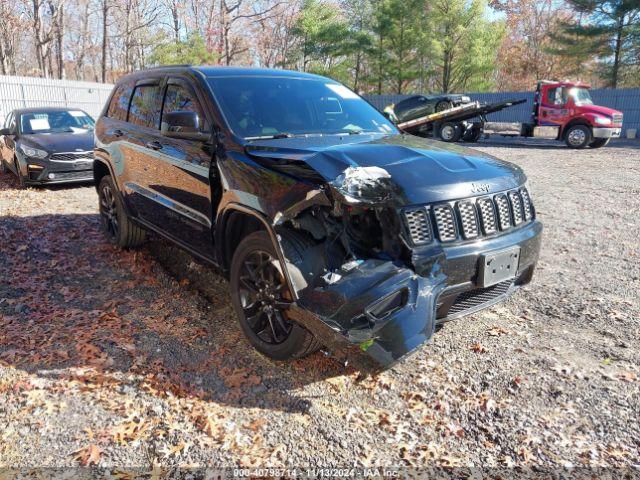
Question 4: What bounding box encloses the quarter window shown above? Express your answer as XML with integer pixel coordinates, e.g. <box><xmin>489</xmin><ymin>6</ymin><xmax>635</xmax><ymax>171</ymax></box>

<box><xmin>128</xmin><ymin>84</ymin><xmax>161</xmax><ymax>129</ymax></box>
<box><xmin>107</xmin><ymin>83</ymin><xmax>133</xmax><ymax>121</ymax></box>
<box><xmin>162</xmin><ymin>84</ymin><xmax>209</xmax><ymax>132</ymax></box>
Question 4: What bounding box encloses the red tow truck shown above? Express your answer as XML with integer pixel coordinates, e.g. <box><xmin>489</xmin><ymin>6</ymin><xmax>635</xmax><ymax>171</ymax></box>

<box><xmin>392</xmin><ymin>80</ymin><xmax>624</xmax><ymax>149</ymax></box>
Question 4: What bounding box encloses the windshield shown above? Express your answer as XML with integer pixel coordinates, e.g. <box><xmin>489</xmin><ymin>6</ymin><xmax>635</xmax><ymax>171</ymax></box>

<box><xmin>207</xmin><ymin>76</ymin><xmax>397</xmax><ymax>139</ymax></box>
<box><xmin>569</xmin><ymin>87</ymin><xmax>593</xmax><ymax>106</ymax></box>
<box><xmin>20</xmin><ymin>110</ymin><xmax>95</xmax><ymax>134</ymax></box>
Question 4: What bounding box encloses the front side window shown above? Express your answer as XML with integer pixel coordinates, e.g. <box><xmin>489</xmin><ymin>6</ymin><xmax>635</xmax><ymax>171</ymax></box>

<box><xmin>162</xmin><ymin>83</ymin><xmax>209</xmax><ymax>132</ymax></box>
<box><xmin>107</xmin><ymin>83</ymin><xmax>133</xmax><ymax>121</ymax></box>
<box><xmin>569</xmin><ymin>87</ymin><xmax>593</xmax><ymax>106</ymax></box>
<box><xmin>545</xmin><ymin>87</ymin><xmax>567</xmax><ymax>106</ymax></box>
<box><xmin>19</xmin><ymin>110</ymin><xmax>95</xmax><ymax>134</ymax></box>
<box><xmin>206</xmin><ymin>76</ymin><xmax>397</xmax><ymax>139</ymax></box>
<box><xmin>128</xmin><ymin>85</ymin><xmax>161</xmax><ymax>129</ymax></box>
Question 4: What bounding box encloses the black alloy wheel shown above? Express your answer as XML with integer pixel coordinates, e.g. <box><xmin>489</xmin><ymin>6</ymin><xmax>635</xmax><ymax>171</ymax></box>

<box><xmin>238</xmin><ymin>249</ymin><xmax>293</xmax><ymax>345</ymax></box>
<box><xmin>230</xmin><ymin>231</ymin><xmax>320</xmax><ymax>360</ymax></box>
<box><xmin>99</xmin><ymin>181</ymin><xmax>119</xmax><ymax>240</ymax></box>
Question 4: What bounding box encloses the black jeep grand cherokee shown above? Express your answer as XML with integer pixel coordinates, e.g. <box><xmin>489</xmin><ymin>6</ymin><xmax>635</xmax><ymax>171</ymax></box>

<box><xmin>94</xmin><ymin>66</ymin><xmax>542</xmax><ymax>367</ymax></box>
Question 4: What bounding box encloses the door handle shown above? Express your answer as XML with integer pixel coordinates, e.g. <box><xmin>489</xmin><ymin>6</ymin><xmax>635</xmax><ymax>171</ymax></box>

<box><xmin>112</xmin><ymin>129</ymin><xmax>124</xmax><ymax>137</ymax></box>
<box><xmin>145</xmin><ymin>141</ymin><xmax>163</xmax><ymax>150</ymax></box>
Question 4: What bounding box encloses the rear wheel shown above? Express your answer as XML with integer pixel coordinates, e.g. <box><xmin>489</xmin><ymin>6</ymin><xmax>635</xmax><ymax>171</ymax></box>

<box><xmin>439</xmin><ymin>122</ymin><xmax>462</xmax><ymax>142</ymax></box>
<box><xmin>230</xmin><ymin>231</ymin><xmax>320</xmax><ymax>361</ymax></box>
<box><xmin>98</xmin><ymin>175</ymin><xmax>146</xmax><ymax>248</ymax></box>
<box><xmin>435</xmin><ymin>100</ymin><xmax>453</xmax><ymax>112</ymax></box>
<box><xmin>589</xmin><ymin>138</ymin><xmax>610</xmax><ymax>148</ymax></box>
<box><xmin>462</xmin><ymin>125</ymin><xmax>482</xmax><ymax>142</ymax></box>
<box><xmin>565</xmin><ymin>125</ymin><xmax>592</xmax><ymax>149</ymax></box>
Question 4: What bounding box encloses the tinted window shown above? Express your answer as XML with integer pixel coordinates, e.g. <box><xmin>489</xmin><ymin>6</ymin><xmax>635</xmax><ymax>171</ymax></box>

<box><xmin>128</xmin><ymin>85</ymin><xmax>161</xmax><ymax>128</ymax></box>
<box><xmin>162</xmin><ymin>83</ymin><xmax>209</xmax><ymax>132</ymax></box>
<box><xmin>545</xmin><ymin>87</ymin><xmax>567</xmax><ymax>106</ymax></box>
<box><xmin>107</xmin><ymin>83</ymin><xmax>133</xmax><ymax>121</ymax></box>
<box><xmin>19</xmin><ymin>110</ymin><xmax>95</xmax><ymax>134</ymax></box>
<box><xmin>207</xmin><ymin>76</ymin><xmax>397</xmax><ymax>139</ymax></box>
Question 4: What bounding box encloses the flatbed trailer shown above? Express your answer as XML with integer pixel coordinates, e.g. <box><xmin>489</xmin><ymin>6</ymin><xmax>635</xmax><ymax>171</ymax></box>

<box><xmin>395</xmin><ymin>98</ymin><xmax>527</xmax><ymax>143</ymax></box>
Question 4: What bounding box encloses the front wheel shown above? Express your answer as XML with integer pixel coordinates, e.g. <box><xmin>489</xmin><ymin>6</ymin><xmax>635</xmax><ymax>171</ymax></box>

<box><xmin>589</xmin><ymin>138</ymin><xmax>610</xmax><ymax>149</ymax></box>
<box><xmin>435</xmin><ymin>100</ymin><xmax>453</xmax><ymax>112</ymax></box>
<box><xmin>229</xmin><ymin>231</ymin><xmax>320</xmax><ymax>361</ymax></box>
<box><xmin>98</xmin><ymin>175</ymin><xmax>146</xmax><ymax>248</ymax></box>
<box><xmin>565</xmin><ymin>125</ymin><xmax>592</xmax><ymax>149</ymax></box>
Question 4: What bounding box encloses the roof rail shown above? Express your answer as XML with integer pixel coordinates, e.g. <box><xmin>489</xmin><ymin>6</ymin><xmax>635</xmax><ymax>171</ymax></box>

<box><xmin>146</xmin><ymin>64</ymin><xmax>193</xmax><ymax>70</ymax></box>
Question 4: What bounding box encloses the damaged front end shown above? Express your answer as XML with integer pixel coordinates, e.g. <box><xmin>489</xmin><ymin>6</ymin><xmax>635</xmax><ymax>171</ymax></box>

<box><xmin>240</xmin><ymin>134</ymin><xmax>540</xmax><ymax>368</ymax></box>
<box><xmin>267</xmin><ymin>162</ymin><xmax>447</xmax><ymax>368</ymax></box>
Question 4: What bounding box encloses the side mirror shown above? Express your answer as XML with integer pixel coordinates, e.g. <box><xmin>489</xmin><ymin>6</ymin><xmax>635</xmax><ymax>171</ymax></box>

<box><xmin>161</xmin><ymin>111</ymin><xmax>208</xmax><ymax>141</ymax></box>
<box><xmin>0</xmin><ymin>127</ymin><xmax>15</xmax><ymax>136</ymax></box>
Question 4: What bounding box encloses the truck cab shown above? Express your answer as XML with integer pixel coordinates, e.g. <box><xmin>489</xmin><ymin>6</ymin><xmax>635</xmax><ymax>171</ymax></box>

<box><xmin>527</xmin><ymin>81</ymin><xmax>623</xmax><ymax>148</ymax></box>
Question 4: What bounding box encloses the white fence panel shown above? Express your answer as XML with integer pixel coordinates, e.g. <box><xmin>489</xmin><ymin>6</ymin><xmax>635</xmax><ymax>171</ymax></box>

<box><xmin>0</xmin><ymin>75</ymin><xmax>114</xmax><ymax>125</ymax></box>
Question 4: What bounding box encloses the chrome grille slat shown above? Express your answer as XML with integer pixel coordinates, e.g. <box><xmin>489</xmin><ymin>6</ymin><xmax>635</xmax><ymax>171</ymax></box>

<box><xmin>404</xmin><ymin>207</ymin><xmax>432</xmax><ymax>244</ymax></box>
<box><xmin>477</xmin><ymin>197</ymin><xmax>497</xmax><ymax>234</ymax></box>
<box><xmin>432</xmin><ymin>205</ymin><xmax>457</xmax><ymax>242</ymax></box>
<box><xmin>520</xmin><ymin>188</ymin><xmax>532</xmax><ymax>221</ymax></box>
<box><xmin>494</xmin><ymin>194</ymin><xmax>511</xmax><ymax>231</ymax></box>
<box><xmin>457</xmin><ymin>201</ymin><xmax>479</xmax><ymax>239</ymax></box>
<box><xmin>612</xmin><ymin>113</ymin><xmax>623</xmax><ymax>124</ymax></box>
<box><xmin>508</xmin><ymin>190</ymin><xmax>524</xmax><ymax>225</ymax></box>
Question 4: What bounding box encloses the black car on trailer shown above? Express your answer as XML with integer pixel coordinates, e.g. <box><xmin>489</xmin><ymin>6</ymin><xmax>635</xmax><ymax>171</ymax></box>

<box><xmin>93</xmin><ymin>66</ymin><xmax>542</xmax><ymax>367</ymax></box>
<box><xmin>0</xmin><ymin>107</ymin><xmax>95</xmax><ymax>186</ymax></box>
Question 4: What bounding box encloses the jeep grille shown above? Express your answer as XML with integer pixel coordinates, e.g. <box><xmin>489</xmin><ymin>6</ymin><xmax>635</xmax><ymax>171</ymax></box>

<box><xmin>403</xmin><ymin>187</ymin><xmax>534</xmax><ymax>245</ymax></box>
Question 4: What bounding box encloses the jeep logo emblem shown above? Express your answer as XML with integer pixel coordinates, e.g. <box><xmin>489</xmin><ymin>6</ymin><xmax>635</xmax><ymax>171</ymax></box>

<box><xmin>471</xmin><ymin>182</ymin><xmax>491</xmax><ymax>194</ymax></box>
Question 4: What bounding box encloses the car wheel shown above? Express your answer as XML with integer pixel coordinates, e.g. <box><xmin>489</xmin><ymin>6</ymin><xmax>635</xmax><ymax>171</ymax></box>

<box><xmin>439</xmin><ymin>122</ymin><xmax>462</xmax><ymax>142</ymax></box>
<box><xmin>462</xmin><ymin>125</ymin><xmax>482</xmax><ymax>142</ymax></box>
<box><xmin>230</xmin><ymin>231</ymin><xmax>320</xmax><ymax>361</ymax></box>
<box><xmin>98</xmin><ymin>175</ymin><xmax>146</xmax><ymax>248</ymax></box>
<box><xmin>565</xmin><ymin>125</ymin><xmax>592</xmax><ymax>149</ymax></box>
<box><xmin>13</xmin><ymin>159</ymin><xmax>25</xmax><ymax>187</ymax></box>
<box><xmin>435</xmin><ymin>101</ymin><xmax>453</xmax><ymax>112</ymax></box>
<box><xmin>589</xmin><ymin>138</ymin><xmax>610</xmax><ymax>148</ymax></box>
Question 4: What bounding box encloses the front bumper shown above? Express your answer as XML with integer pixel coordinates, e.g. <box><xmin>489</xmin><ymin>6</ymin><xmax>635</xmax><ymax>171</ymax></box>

<box><xmin>289</xmin><ymin>220</ymin><xmax>543</xmax><ymax>368</ymax></box>
<box><xmin>592</xmin><ymin>127</ymin><xmax>621</xmax><ymax>139</ymax></box>
<box><xmin>19</xmin><ymin>155</ymin><xmax>94</xmax><ymax>185</ymax></box>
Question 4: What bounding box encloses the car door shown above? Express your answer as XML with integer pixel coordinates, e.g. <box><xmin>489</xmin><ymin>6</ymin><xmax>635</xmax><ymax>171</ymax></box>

<box><xmin>118</xmin><ymin>78</ymin><xmax>165</xmax><ymax>223</ymax></box>
<box><xmin>142</xmin><ymin>76</ymin><xmax>215</xmax><ymax>257</ymax></box>
<box><xmin>539</xmin><ymin>87</ymin><xmax>568</xmax><ymax>126</ymax></box>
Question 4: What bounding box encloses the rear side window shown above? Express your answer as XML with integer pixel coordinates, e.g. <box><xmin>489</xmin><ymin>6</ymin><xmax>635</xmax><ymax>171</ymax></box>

<box><xmin>162</xmin><ymin>84</ymin><xmax>210</xmax><ymax>132</ymax></box>
<box><xmin>128</xmin><ymin>85</ymin><xmax>161</xmax><ymax>129</ymax></box>
<box><xmin>107</xmin><ymin>83</ymin><xmax>133</xmax><ymax>121</ymax></box>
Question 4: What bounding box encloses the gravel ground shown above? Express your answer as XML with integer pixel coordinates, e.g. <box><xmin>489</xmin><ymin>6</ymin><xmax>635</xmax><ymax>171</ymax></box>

<box><xmin>0</xmin><ymin>138</ymin><xmax>638</xmax><ymax>470</ymax></box>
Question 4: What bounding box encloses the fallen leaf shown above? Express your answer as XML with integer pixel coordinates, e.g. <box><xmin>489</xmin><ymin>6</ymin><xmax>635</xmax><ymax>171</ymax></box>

<box><xmin>72</xmin><ymin>444</ymin><xmax>101</xmax><ymax>466</ymax></box>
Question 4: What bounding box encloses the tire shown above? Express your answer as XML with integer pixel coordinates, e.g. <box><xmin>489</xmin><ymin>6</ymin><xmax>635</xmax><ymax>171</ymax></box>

<box><xmin>462</xmin><ymin>125</ymin><xmax>482</xmax><ymax>143</ymax></box>
<box><xmin>98</xmin><ymin>175</ymin><xmax>146</xmax><ymax>248</ymax></box>
<box><xmin>438</xmin><ymin>122</ymin><xmax>462</xmax><ymax>142</ymax></box>
<box><xmin>0</xmin><ymin>158</ymin><xmax>7</xmax><ymax>175</ymax></box>
<box><xmin>230</xmin><ymin>230</ymin><xmax>321</xmax><ymax>361</ymax></box>
<box><xmin>13</xmin><ymin>159</ymin><xmax>25</xmax><ymax>187</ymax></box>
<box><xmin>565</xmin><ymin>125</ymin><xmax>592</xmax><ymax>149</ymax></box>
<box><xmin>589</xmin><ymin>138</ymin><xmax>610</xmax><ymax>148</ymax></box>
<box><xmin>435</xmin><ymin>100</ymin><xmax>453</xmax><ymax>112</ymax></box>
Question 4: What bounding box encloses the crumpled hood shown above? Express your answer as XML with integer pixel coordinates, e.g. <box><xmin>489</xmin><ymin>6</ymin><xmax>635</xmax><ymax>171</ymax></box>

<box><xmin>246</xmin><ymin>133</ymin><xmax>526</xmax><ymax>205</ymax></box>
<box><xmin>20</xmin><ymin>131</ymin><xmax>94</xmax><ymax>153</ymax></box>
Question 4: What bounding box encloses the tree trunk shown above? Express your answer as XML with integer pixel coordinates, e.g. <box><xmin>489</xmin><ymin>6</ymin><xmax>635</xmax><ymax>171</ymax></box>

<box><xmin>611</xmin><ymin>16</ymin><xmax>624</xmax><ymax>89</ymax></box>
<box><xmin>101</xmin><ymin>0</ymin><xmax>108</xmax><ymax>83</ymax></box>
<box><xmin>56</xmin><ymin>3</ymin><xmax>65</xmax><ymax>79</ymax></box>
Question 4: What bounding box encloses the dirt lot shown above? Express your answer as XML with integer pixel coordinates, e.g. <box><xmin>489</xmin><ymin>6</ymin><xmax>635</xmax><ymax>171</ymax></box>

<box><xmin>0</xmin><ymin>138</ymin><xmax>638</xmax><ymax>469</ymax></box>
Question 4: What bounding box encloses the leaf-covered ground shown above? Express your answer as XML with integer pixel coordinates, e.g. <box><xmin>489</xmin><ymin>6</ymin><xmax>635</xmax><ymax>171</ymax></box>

<box><xmin>0</xmin><ymin>139</ymin><xmax>639</xmax><ymax>469</ymax></box>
